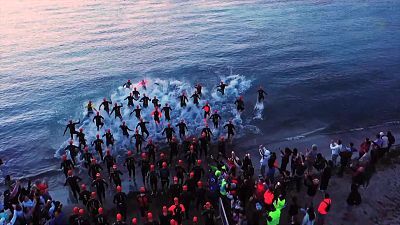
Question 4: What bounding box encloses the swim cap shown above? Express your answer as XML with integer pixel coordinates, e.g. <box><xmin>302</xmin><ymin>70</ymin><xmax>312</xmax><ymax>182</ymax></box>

<box><xmin>98</xmin><ymin>207</ymin><xmax>103</xmax><ymax>214</ymax></box>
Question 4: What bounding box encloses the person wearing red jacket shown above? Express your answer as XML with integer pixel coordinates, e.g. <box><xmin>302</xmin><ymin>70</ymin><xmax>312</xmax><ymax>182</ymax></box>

<box><xmin>317</xmin><ymin>193</ymin><xmax>332</xmax><ymax>225</ymax></box>
<box><xmin>264</xmin><ymin>187</ymin><xmax>274</xmax><ymax>211</ymax></box>
<box><xmin>168</xmin><ymin>197</ymin><xmax>185</xmax><ymax>225</ymax></box>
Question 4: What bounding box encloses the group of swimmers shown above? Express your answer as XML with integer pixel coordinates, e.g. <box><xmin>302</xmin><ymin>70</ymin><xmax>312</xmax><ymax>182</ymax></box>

<box><xmin>60</xmin><ymin>79</ymin><xmax>268</xmax><ymax>225</ymax></box>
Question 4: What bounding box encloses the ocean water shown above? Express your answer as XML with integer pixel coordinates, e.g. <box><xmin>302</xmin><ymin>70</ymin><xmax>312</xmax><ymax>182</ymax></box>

<box><xmin>0</xmin><ymin>0</ymin><xmax>399</xmax><ymax>179</ymax></box>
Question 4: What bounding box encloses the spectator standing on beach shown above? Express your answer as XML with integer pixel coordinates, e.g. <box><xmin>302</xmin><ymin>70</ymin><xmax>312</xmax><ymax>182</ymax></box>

<box><xmin>317</xmin><ymin>193</ymin><xmax>332</xmax><ymax>225</ymax></box>
<box><xmin>359</xmin><ymin>138</ymin><xmax>371</xmax><ymax>159</ymax></box>
<box><xmin>259</xmin><ymin>145</ymin><xmax>271</xmax><ymax>177</ymax></box>
<box><xmin>387</xmin><ymin>131</ymin><xmax>395</xmax><ymax>150</ymax></box>
<box><xmin>305</xmin><ymin>145</ymin><xmax>318</xmax><ymax>173</ymax></box>
<box><xmin>319</xmin><ymin>161</ymin><xmax>333</xmax><ymax>192</ymax></box>
<box><xmin>329</xmin><ymin>140</ymin><xmax>342</xmax><ymax>167</ymax></box>
<box><xmin>347</xmin><ymin>183</ymin><xmax>361</xmax><ymax>207</ymax></box>
<box><xmin>301</xmin><ymin>206</ymin><xmax>316</xmax><ymax>225</ymax></box>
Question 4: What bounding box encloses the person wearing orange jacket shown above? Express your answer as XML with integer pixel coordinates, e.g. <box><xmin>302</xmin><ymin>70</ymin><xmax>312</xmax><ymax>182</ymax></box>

<box><xmin>317</xmin><ymin>193</ymin><xmax>332</xmax><ymax>225</ymax></box>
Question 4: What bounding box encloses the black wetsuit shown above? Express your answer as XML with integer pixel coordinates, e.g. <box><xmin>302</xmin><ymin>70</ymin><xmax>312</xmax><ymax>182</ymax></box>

<box><xmin>120</xmin><ymin>124</ymin><xmax>132</xmax><ymax>138</ymax></box>
<box><xmin>147</xmin><ymin>170</ymin><xmax>158</xmax><ymax>194</ymax></box>
<box><xmin>64</xmin><ymin>143</ymin><xmax>80</xmax><ymax>165</ymax></box>
<box><xmin>217</xmin><ymin>83</ymin><xmax>228</xmax><ymax>95</ymax></box>
<box><xmin>195</xmin><ymin>84</ymin><xmax>202</xmax><ymax>96</ymax></box>
<box><xmin>124</xmin><ymin>95</ymin><xmax>135</xmax><ymax>107</ymax></box>
<box><xmin>201</xmin><ymin>127</ymin><xmax>213</xmax><ymax>141</ymax></box>
<box><xmin>110</xmin><ymin>169</ymin><xmax>123</xmax><ymax>187</ymax></box>
<box><xmin>178</xmin><ymin>94</ymin><xmax>189</xmax><ymax>107</ymax></box>
<box><xmin>110</xmin><ymin>104</ymin><xmax>123</xmax><ymax>120</ymax></box>
<box><xmin>140</xmin><ymin>96</ymin><xmax>150</xmax><ymax>108</ymax></box>
<box><xmin>190</xmin><ymin>93</ymin><xmax>200</xmax><ymax>106</ymax></box>
<box><xmin>60</xmin><ymin>160</ymin><xmax>74</xmax><ymax>178</ymax></box>
<box><xmin>140</xmin><ymin>158</ymin><xmax>150</xmax><ymax>185</ymax></box>
<box><xmin>92</xmin><ymin>138</ymin><xmax>105</xmax><ymax>160</ymax></box>
<box><xmin>136</xmin><ymin>121</ymin><xmax>150</xmax><ymax>138</ymax></box>
<box><xmin>64</xmin><ymin>175</ymin><xmax>82</xmax><ymax>200</ymax></box>
<box><xmin>175</xmin><ymin>165</ymin><xmax>186</xmax><ymax>185</ymax></box>
<box><xmin>132</xmin><ymin>133</ymin><xmax>145</xmax><ymax>153</ymax></box>
<box><xmin>91</xmin><ymin>178</ymin><xmax>108</xmax><ymax>204</ymax></box>
<box><xmin>161</xmin><ymin>106</ymin><xmax>172</xmax><ymax>121</ymax></box>
<box><xmin>93</xmin><ymin>114</ymin><xmax>105</xmax><ymax>131</ymax></box>
<box><xmin>94</xmin><ymin>214</ymin><xmax>110</xmax><ymax>225</ymax></box>
<box><xmin>130</xmin><ymin>108</ymin><xmax>142</xmax><ymax>119</ymax></box>
<box><xmin>217</xmin><ymin>139</ymin><xmax>226</xmax><ymax>159</ymax></box>
<box><xmin>79</xmin><ymin>189</ymin><xmax>91</xmax><ymax>207</ymax></box>
<box><xmin>77</xmin><ymin>131</ymin><xmax>87</xmax><ymax>149</ymax></box>
<box><xmin>153</xmin><ymin>109</ymin><xmax>161</xmax><ymax>124</ymax></box>
<box><xmin>152</xmin><ymin>98</ymin><xmax>160</xmax><ymax>108</ymax></box>
<box><xmin>104</xmin><ymin>154</ymin><xmax>116</xmax><ymax>174</ymax></box>
<box><xmin>257</xmin><ymin>89</ymin><xmax>268</xmax><ymax>102</ymax></box>
<box><xmin>210</xmin><ymin>113</ymin><xmax>222</xmax><ymax>128</ymax></box>
<box><xmin>88</xmin><ymin>163</ymin><xmax>103</xmax><ymax>180</ymax></box>
<box><xmin>169</xmin><ymin>140</ymin><xmax>178</xmax><ymax>163</ymax></box>
<box><xmin>132</xmin><ymin>89</ymin><xmax>140</xmax><ymax>100</ymax></box>
<box><xmin>145</xmin><ymin>142</ymin><xmax>156</xmax><ymax>163</ymax></box>
<box><xmin>224</xmin><ymin>123</ymin><xmax>235</xmax><ymax>139</ymax></box>
<box><xmin>234</xmin><ymin>98</ymin><xmax>245</xmax><ymax>112</ymax></box>
<box><xmin>113</xmin><ymin>192</ymin><xmax>128</xmax><ymax>220</ymax></box>
<box><xmin>199</xmin><ymin>136</ymin><xmax>208</xmax><ymax>158</ymax></box>
<box><xmin>87</xmin><ymin>198</ymin><xmax>101</xmax><ymax>216</ymax></box>
<box><xmin>176</xmin><ymin>122</ymin><xmax>188</xmax><ymax>139</ymax></box>
<box><xmin>99</xmin><ymin>100</ymin><xmax>112</xmax><ymax>114</ymax></box>
<box><xmin>103</xmin><ymin>132</ymin><xmax>114</xmax><ymax>147</ymax></box>
<box><xmin>162</xmin><ymin>127</ymin><xmax>175</xmax><ymax>143</ymax></box>
<box><xmin>123</xmin><ymin>81</ymin><xmax>132</xmax><ymax>88</ymax></box>
<box><xmin>124</xmin><ymin>156</ymin><xmax>136</xmax><ymax>180</ymax></box>
<box><xmin>64</xmin><ymin>120</ymin><xmax>80</xmax><ymax>140</ymax></box>
<box><xmin>82</xmin><ymin>151</ymin><xmax>93</xmax><ymax>168</ymax></box>
<box><xmin>159</xmin><ymin>167</ymin><xmax>170</xmax><ymax>192</ymax></box>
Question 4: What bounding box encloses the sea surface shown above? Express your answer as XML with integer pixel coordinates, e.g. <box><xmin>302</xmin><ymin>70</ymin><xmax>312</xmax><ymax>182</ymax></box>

<box><xmin>0</xmin><ymin>0</ymin><xmax>399</xmax><ymax>179</ymax></box>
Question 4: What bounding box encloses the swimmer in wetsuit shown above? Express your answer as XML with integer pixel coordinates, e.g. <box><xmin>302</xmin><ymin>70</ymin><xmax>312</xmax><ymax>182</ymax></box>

<box><xmin>195</xmin><ymin>84</ymin><xmax>202</xmax><ymax>96</ymax></box>
<box><xmin>99</xmin><ymin>98</ymin><xmax>112</xmax><ymax>114</ymax></box>
<box><xmin>176</xmin><ymin>120</ymin><xmax>188</xmax><ymax>139</ymax></box>
<box><xmin>123</xmin><ymin>79</ymin><xmax>132</xmax><ymax>88</ymax></box>
<box><xmin>93</xmin><ymin>112</ymin><xmax>105</xmax><ymax>131</ymax></box>
<box><xmin>86</xmin><ymin>100</ymin><xmax>97</xmax><ymax>116</ymax></box>
<box><xmin>209</xmin><ymin>110</ymin><xmax>221</xmax><ymax>129</ymax></box>
<box><xmin>190</xmin><ymin>91</ymin><xmax>201</xmax><ymax>106</ymax></box>
<box><xmin>223</xmin><ymin>120</ymin><xmax>235</xmax><ymax>140</ymax></box>
<box><xmin>64</xmin><ymin>119</ymin><xmax>80</xmax><ymax>140</ymax></box>
<box><xmin>162</xmin><ymin>123</ymin><xmax>175</xmax><ymax>143</ymax></box>
<box><xmin>120</xmin><ymin>121</ymin><xmax>133</xmax><ymax>138</ymax></box>
<box><xmin>178</xmin><ymin>92</ymin><xmax>189</xmax><ymax>108</ymax></box>
<box><xmin>217</xmin><ymin>81</ymin><xmax>228</xmax><ymax>95</ymax></box>
<box><xmin>110</xmin><ymin>103</ymin><xmax>123</xmax><ymax>120</ymax></box>
<box><xmin>234</xmin><ymin>96</ymin><xmax>245</xmax><ymax>112</ymax></box>
<box><xmin>152</xmin><ymin>106</ymin><xmax>162</xmax><ymax>125</ymax></box>
<box><xmin>257</xmin><ymin>86</ymin><xmax>268</xmax><ymax>102</ymax></box>
<box><xmin>151</xmin><ymin>96</ymin><xmax>160</xmax><ymax>108</ymax></box>
<box><xmin>103</xmin><ymin>129</ymin><xmax>114</xmax><ymax>147</ymax></box>
<box><xmin>124</xmin><ymin>93</ymin><xmax>135</xmax><ymax>107</ymax></box>
<box><xmin>136</xmin><ymin>118</ymin><xmax>150</xmax><ymax>139</ymax></box>
<box><xmin>161</xmin><ymin>103</ymin><xmax>172</xmax><ymax>121</ymax></box>
<box><xmin>202</xmin><ymin>102</ymin><xmax>211</xmax><ymax>119</ymax></box>
<box><xmin>92</xmin><ymin>134</ymin><xmax>105</xmax><ymax>160</ymax></box>
<box><xmin>140</xmin><ymin>94</ymin><xmax>150</xmax><ymax>108</ymax></box>
<box><xmin>130</xmin><ymin>105</ymin><xmax>142</xmax><ymax>119</ymax></box>
<box><xmin>132</xmin><ymin>87</ymin><xmax>140</xmax><ymax>100</ymax></box>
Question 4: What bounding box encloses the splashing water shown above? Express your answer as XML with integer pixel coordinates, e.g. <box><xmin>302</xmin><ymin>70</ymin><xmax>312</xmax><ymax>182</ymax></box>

<box><xmin>56</xmin><ymin>74</ymin><xmax>261</xmax><ymax>160</ymax></box>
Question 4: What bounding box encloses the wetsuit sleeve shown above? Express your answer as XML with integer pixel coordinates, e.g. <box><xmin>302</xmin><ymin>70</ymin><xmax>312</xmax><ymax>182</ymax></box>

<box><xmin>63</xmin><ymin>126</ymin><xmax>68</xmax><ymax>135</ymax></box>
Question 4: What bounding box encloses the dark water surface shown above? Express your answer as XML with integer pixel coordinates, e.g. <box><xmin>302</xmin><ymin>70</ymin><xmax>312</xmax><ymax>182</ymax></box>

<box><xmin>0</xmin><ymin>0</ymin><xmax>399</xmax><ymax>178</ymax></box>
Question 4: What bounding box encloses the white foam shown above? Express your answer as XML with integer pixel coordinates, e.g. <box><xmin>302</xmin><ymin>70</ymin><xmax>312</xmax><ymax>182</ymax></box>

<box><xmin>56</xmin><ymin>74</ymin><xmax>261</xmax><ymax>159</ymax></box>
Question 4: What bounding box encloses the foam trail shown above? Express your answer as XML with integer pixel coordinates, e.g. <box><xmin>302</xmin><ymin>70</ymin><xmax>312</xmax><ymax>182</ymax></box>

<box><xmin>253</xmin><ymin>100</ymin><xmax>264</xmax><ymax>120</ymax></box>
<box><xmin>56</xmin><ymin>74</ymin><xmax>260</xmax><ymax>159</ymax></box>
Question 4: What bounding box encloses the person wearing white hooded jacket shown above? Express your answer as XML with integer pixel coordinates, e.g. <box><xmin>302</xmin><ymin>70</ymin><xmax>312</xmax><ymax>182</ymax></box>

<box><xmin>330</xmin><ymin>140</ymin><xmax>342</xmax><ymax>167</ymax></box>
<box><xmin>259</xmin><ymin>145</ymin><xmax>271</xmax><ymax>177</ymax></box>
